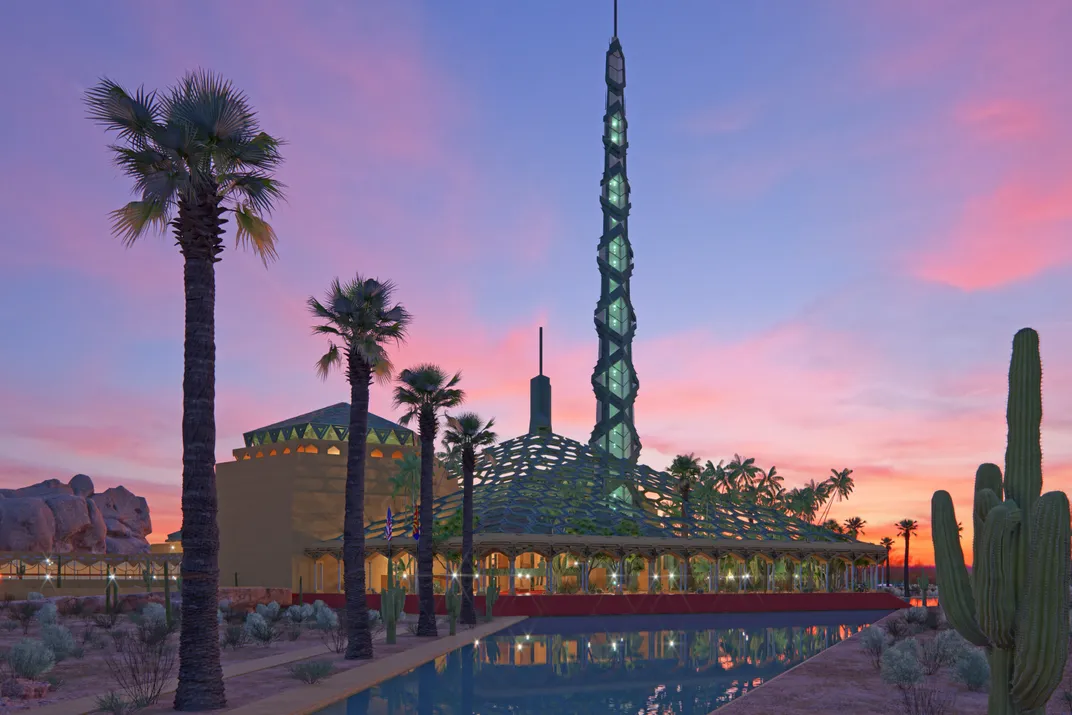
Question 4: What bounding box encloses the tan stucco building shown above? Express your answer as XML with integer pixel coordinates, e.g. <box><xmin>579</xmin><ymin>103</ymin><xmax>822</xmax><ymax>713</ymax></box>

<box><xmin>214</xmin><ymin>404</ymin><xmax>455</xmax><ymax>592</ymax></box>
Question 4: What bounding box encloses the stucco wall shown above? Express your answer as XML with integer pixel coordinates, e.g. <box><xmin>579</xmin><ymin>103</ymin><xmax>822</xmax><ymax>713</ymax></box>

<box><xmin>218</xmin><ymin>438</ymin><xmax>456</xmax><ymax>591</ymax></box>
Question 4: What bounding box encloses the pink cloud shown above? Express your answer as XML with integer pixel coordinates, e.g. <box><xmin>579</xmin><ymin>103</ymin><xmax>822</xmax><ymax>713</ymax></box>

<box><xmin>955</xmin><ymin>99</ymin><xmax>1049</xmax><ymax>143</ymax></box>
<box><xmin>911</xmin><ymin>179</ymin><xmax>1072</xmax><ymax>290</ymax></box>
<box><xmin>680</xmin><ymin>102</ymin><xmax>760</xmax><ymax>136</ymax></box>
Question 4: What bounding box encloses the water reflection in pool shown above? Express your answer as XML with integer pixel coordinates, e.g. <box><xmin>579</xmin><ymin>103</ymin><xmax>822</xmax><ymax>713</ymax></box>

<box><xmin>318</xmin><ymin>610</ymin><xmax>890</xmax><ymax>715</ymax></box>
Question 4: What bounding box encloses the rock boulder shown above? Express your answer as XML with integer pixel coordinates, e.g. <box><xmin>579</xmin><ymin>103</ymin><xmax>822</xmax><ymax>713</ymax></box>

<box><xmin>0</xmin><ymin>475</ymin><xmax>153</xmax><ymax>554</ymax></box>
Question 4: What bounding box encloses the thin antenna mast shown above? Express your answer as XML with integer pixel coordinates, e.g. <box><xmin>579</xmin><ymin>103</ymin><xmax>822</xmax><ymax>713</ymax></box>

<box><xmin>539</xmin><ymin>327</ymin><xmax>544</xmax><ymax>376</ymax></box>
<box><xmin>613</xmin><ymin>0</ymin><xmax>618</xmax><ymax>38</ymax></box>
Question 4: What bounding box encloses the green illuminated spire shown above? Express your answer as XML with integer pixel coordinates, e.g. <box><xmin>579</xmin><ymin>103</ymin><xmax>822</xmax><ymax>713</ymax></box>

<box><xmin>591</xmin><ymin>3</ymin><xmax>641</xmax><ymax>463</ymax></box>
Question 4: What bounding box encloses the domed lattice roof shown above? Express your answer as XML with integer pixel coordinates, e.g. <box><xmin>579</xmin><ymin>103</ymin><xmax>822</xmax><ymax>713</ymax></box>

<box><xmin>360</xmin><ymin>432</ymin><xmax>857</xmax><ymax>544</ymax></box>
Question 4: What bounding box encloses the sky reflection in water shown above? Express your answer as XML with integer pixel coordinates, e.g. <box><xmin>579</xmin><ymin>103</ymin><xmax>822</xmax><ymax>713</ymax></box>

<box><xmin>317</xmin><ymin>610</ymin><xmax>890</xmax><ymax>715</ymax></box>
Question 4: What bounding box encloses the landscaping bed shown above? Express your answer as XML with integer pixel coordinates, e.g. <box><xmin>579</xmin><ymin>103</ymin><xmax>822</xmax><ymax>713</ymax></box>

<box><xmin>0</xmin><ymin>594</ymin><xmax>380</xmax><ymax>712</ymax></box>
<box><xmin>719</xmin><ymin>606</ymin><xmax>1072</xmax><ymax>714</ymax></box>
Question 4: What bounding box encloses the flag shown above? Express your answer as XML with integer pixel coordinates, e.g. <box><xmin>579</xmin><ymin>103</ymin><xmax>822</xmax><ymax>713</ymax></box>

<box><xmin>385</xmin><ymin>507</ymin><xmax>393</xmax><ymax>541</ymax></box>
<box><xmin>412</xmin><ymin>503</ymin><xmax>420</xmax><ymax>541</ymax></box>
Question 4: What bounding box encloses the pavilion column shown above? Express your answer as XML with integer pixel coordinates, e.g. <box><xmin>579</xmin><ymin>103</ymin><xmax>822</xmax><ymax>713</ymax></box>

<box><xmin>617</xmin><ymin>556</ymin><xmax>625</xmax><ymax>595</ymax></box>
<box><xmin>824</xmin><ymin>561</ymin><xmax>830</xmax><ymax>592</ymax></box>
<box><xmin>508</xmin><ymin>556</ymin><xmax>516</xmax><ymax>596</ymax></box>
<box><xmin>709</xmin><ymin>557</ymin><xmax>716</xmax><ymax>594</ymax></box>
<box><xmin>546</xmin><ymin>556</ymin><xmax>554</xmax><ymax>594</ymax></box>
<box><xmin>767</xmin><ymin>562</ymin><xmax>773</xmax><ymax>593</ymax></box>
<box><xmin>337</xmin><ymin>559</ymin><xmax>342</xmax><ymax>593</ymax></box>
<box><xmin>680</xmin><ymin>556</ymin><xmax>688</xmax><ymax>593</ymax></box>
<box><xmin>647</xmin><ymin>556</ymin><xmax>655</xmax><ymax>593</ymax></box>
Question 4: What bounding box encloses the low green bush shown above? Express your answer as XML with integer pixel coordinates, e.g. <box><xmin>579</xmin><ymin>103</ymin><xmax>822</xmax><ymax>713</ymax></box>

<box><xmin>6</xmin><ymin>638</ymin><xmax>56</xmax><ymax>679</ymax></box>
<box><xmin>289</xmin><ymin>660</ymin><xmax>334</xmax><ymax>684</ymax></box>
<box><xmin>880</xmin><ymin>638</ymin><xmax>923</xmax><ymax>690</ymax></box>
<box><xmin>953</xmin><ymin>648</ymin><xmax>989</xmax><ymax>692</ymax></box>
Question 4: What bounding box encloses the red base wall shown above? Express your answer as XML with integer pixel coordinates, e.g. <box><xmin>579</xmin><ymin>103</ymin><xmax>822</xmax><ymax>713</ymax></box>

<box><xmin>296</xmin><ymin>592</ymin><xmax>908</xmax><ymax>616</ymax></box>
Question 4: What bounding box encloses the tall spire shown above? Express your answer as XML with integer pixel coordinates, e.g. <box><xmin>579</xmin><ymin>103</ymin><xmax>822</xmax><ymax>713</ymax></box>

<box><xmin>529</xmin><ymin>327</ymin><xmax>553</xmax><ymax>436</ymax></box>
<box><xmin>590</xmin><ymin>2</ymin><xmax>641</xmax><ymax>463</ymax></box>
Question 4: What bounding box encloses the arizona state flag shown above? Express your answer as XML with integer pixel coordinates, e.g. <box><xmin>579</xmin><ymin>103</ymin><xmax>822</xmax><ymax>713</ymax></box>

<box><xmin>412</xmin><ymin>503</ymin><xmax>420</xmax><ymax>541</ymax></box>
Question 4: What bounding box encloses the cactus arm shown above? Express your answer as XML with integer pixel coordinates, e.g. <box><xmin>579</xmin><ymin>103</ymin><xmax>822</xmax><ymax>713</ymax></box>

<box><xmin>931</xmin><ymin>490</ymin><xmax>989</xmax><ymax>647</ymax></box>
<box><xmin>975</xmin><ymin>502</ymin><xmax>1021</xmax><ymax>649</ymax></box>
<box><xmin>1003</xmin><ymin>328</ymin><xmax>1042</xmax><ymax>517</ymax></box>
<box><xmin>1010</xmin><ymin>491</ymin><xmax>1071</xmax><ymax>711</ymax></box>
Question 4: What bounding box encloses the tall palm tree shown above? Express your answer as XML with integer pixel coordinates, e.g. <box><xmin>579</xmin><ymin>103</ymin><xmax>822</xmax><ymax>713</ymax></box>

<box><xmin>755</xmin><ymin>466</ymin><xmax>784</xmax><ymax>505</ymax></box>
<box><xmin>817</xmin><ymin>468</ymin><xmax>855</xmax><ymax>524</ymax></box>
<box><xmin>668</xmin><ymin>454</ymin><xmax>702</xmax><ymax>533</ymax></box>
<box><xmin>803</xmin><ymin>479</ymin><xmax>833</xmax><ymax>523</ymax></box>
<box><xmin>394</xmin><ymin>365</ymin><xmax>465</xmax><ymax>637</ymax></box>
<box><xmin>725</xmin><ymin>454</ymin><xmax>763</xmax><ymax>492</ymax></box>
<box><xmin>843</xmin><ymin>516</ymin><xmax>866</xmax><ymax>539</ymax></box>
<box><xmin>389</xmin><ymin>452</ymin><xmax>422</xmax><ymax>512</ymax></box>
<box><xmin>310</xmin><ymin>276</ymin><xmax>410</xmax><ymax>659</ymax></box>
<box><xmin>821</xmin><ymin>519</ymin><xmax>844</xmax><ymax>534</ymax></box>
<box><xmin>895</xmin><ymin>519</ymin><xmax>919</xmax><ymax>590</ymax></box>
<box><xmin>879</xmin><ymin>537</ymin><xmax>895</xmax><ymax>585</ymax></box>
<box><xmin>85</xmin><ymin>71</ymin><xmax>284</xmax><ymax>711</ymax></box>
<box><xmin>442</xmin><ymin>412</ymin><xmax>497</xmax><ymax>625</ymax></box>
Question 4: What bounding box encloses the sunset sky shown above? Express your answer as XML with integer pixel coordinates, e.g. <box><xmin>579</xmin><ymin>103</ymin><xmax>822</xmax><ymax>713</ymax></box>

<box><xmin>2</xmin><ymin>1</ymin><xmax>1071</xmax><ymax>566</ymax></box>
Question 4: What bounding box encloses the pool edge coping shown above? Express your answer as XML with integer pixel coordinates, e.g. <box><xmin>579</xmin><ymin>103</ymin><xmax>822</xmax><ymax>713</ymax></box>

<box><xmin>229</xmin><ymin>615</ymin><xmax>528</xmax><ymax>715</ymax></box>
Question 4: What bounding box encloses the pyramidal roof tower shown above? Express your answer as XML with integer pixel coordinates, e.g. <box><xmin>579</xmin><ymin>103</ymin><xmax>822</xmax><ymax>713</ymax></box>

<box><xmin>590</xmin><ymin>0</ymin><xmax>641</xmax><ymax>463</ymax></box>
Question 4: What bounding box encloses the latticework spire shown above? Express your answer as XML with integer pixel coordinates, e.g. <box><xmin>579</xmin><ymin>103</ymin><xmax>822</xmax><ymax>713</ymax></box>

<box><xmin>590</xmin><ymin>22</ymin><xmax>641</xmax><ymax>463</ymax></box>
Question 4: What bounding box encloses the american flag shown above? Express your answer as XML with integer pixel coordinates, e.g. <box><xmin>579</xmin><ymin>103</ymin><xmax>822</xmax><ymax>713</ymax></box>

<box><xmin>385</xmin><ymin>507</ymin><xmax>393</xmax><ymax>541</ymax></box>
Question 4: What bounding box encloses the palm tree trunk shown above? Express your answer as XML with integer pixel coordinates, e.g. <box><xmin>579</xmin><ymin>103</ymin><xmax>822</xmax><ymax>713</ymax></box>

<box><xmin>344</xmin><ymin>365</ymin><xmax>374</xmax><ymax>659</ymax></box>
<box><xmin>460</xmin><ymin>446</ymin><xmax>476</xmax><ymax>625</ymax></box>
<box><xmin>885</xmin><ymin>550</ymin><xmax>891</xmax><ymax>586</ymax></box>
<box><xmin>173</xmin><ymin>195</ymin><xmax>226</xmax><ymax>711</ymax></box>
<box><xmin>902</xmin><ymin>536</ymin><xmax>910</xmax><ymax>591</ymax></box>
<box><xmin>416</xmin><ymin>410</ymin><xmax>438</xmax><ymax>637</ymax></box>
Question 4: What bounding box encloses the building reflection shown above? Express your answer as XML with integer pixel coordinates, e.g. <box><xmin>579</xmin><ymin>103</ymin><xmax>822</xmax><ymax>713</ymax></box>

<box><xmin>359</xmin><ymin>621</ymin><xmax>866</xmax><ymax>715</ymax></box>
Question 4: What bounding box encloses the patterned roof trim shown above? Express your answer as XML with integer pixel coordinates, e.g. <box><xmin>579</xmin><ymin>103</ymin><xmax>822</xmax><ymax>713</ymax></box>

<box><xmin>358</xmin><ymin>432</ymin><xmax>865</xmax><ymax>545</ymax></box>
<box><xmin>243</xmin><ymin>403</ymin><xmax>416</xmax><ymax>448</ymax></box>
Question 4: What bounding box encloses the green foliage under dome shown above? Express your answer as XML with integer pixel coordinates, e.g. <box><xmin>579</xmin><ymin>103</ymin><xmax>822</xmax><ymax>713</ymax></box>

<box><xmin>359</xmin><ymin>432</ymin><xmax>859</xmax><ymax>543</ymax></box>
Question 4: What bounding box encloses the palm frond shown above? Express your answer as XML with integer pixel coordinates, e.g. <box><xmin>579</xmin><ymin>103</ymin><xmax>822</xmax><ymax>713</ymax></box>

<box><xmin>220</xmin><ymin>173</ymin><xmax>286</xmax><ymax>215</ymax></box>
<box><xmin>84</xmin><ymin>79</ymin><xmax>160</xmax><ymax>144</ymax></box>
<box><xmin>221</xmin><ymin>131</ymin><xmax>284</xmax><ymax>170</ymax></box>
<box><xmin>232</xmin><ymin>203</ymin><xmax>279</xmax><ymax>265</ymax></box>
<box><xmin>108</xmin><ymin>200</ymin><xmax>169</xmax><ymax>246</ymax></box>
<box><xmin>165</xmin><ymin>69</ymin><xmax>259</xmax><ymax>143</ymax></box>
<box><xmin>315</xmin><ymin>343</ymin><xmax>341</xmax><ymax>381</ymax></box>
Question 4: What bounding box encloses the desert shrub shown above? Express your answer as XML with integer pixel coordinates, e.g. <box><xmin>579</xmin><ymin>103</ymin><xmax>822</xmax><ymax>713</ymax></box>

<box><xmin>933</xmin><ymin>630</ymin><xmax>968</xmax><ymax>662</ymax></box>
<box><xmin>244</xmin><ymin>612</ymin><xmax>278</xmax><ymax>645</ymax></box>
<box><xmin>139</xmin><ymin>603</ymin><xmax>167</xmax><ymax>628</ymax></box>
<box><xmin>46</xmin><ymin>674</ymin><xmax>65</xmax><ymax>689</ymax></box>
<box><xmin>95</xmin><ymin>691</ymin><xmax>132</xmax><ymax>715</ymax></box>
<box><xmin>26</xmin><ymin>592</ymin><xmax>45</xmax><ymax>601</ymax></box>
<box><xmin>321</xmin><ymin>611</ymin><xmax>347</xmax><ymax>654</ymax></box>
<box><xmin>94</xmin><ymin>612</ymin><xmax>120</xmax><ymax>630</ymax></box>
<box><xmin>314</xmin><ymin>606</ymin><xmax>339</xmax><ymax>631</ymax></box>
<box><xmin>5</xmin><ymin>638</ymin><xmax>56</xmax><ymax>679</ymax></box>
<box><xmin>256</xmin><ymin>601</ymin><xmax>282</xmax><ymax>622</ymax></box>
<box><xmin>9</xmin><ymin>602</ymin><xmax>40</xmax><ymax>634</ymax></box>
<box><xmin>105</xmin><ymin>636</ymin><xmax>176</xmax><ymax>707</ymax></box>
<box><xmin>56</xmin><ymin>598</ymin><xmax>84</xmax><ymax>618</ymax></box>
<box><xmin>860</xmin><ymin>626</ymin><xmax>890</xmax><ymax>670</ymax></box>
<box><xmin>283</xmin><ymin>624</ymin><xmax>302</xmax><ymax>641</ymax></box>
<box><xmin>36</xmin><ymin>602</ymin><xmax>58</xmax><ymax>626</ymax></box>
<box><xmin>953</xmin><ymin>648</ymin><xmax>990</xmax><ymax>692</ymax></box>
<box><xmin>406</xmin><ymin>617</ymin><xmax>420</xmax><ymax>636</ymax></box>
<box><xmin>935</xmin><ymin>608</ymin><xmax>950</xmax><ymax>631</ymax></box>
<box><xmin>81</xmin><ymin>624</ymin><xmax>104</xmax><ymax>650</ymax></box>
<box><xmin>900</xmin><ymin>685</ymin><xmax>956</xmax><ymax>715</ymax></box>
<box><xmin>289</xmin><ymin>660</ymin><xmax>334</xmax><ymax>684</ymax></box>
<box><xmin>287</xmin><ymin>604</ymin><xmax>314</xmax><ymax>624</ymax></box>
<box><xmin>111</xmin><ymin>628</ymin><xmax>131</xmax><ymax>653</ymax></box>
<box><xmin>885</xmin><ymin>613</ymin><xmax>912</xmax><ymax>640</ymax></box>
<box><xmin>221</xmin><ymin>624</ymin><xmax>247</xmax><ymax>650</ymax></box>
<box><xmin>41</xmin><ymin>624</ymin><xmax>77</xmax><ymax>662</ymax></box>
<box><xmin>881</xmin><ymin>638</ymin><xmax>923</xmax><ymax>690</ymax></box>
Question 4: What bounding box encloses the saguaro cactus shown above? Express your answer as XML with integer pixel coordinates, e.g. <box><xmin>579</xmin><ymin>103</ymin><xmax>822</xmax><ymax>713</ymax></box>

<box><xmin>932</xmin><ymin>328</ymin><xmax>1070</xmax><ymax>715</ymax></box>
<box><xmin>446</xmin><ymin>579</ymin><xmax>461</xmax><ymax>636</ymax></box>
<box><xmin>382</xmin><ymin>587</ymin><xmax>405</xmax><ymax>644</ymax></box>
<box><xmin>485</xmin><ymin>577</ymin><xmax>499</xmax><ymax>620</ymax></box>
<box><xmin>916</xmin><ymin>573</ymin><xmax>929</xmax><ymax>608</ymax></box>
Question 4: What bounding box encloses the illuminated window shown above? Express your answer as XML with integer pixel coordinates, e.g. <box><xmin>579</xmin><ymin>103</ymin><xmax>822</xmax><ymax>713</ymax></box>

<box><xmin>392</xmin><ymin>450</ymin><xmax>403</xmax><ymax>459</ymax></box>
<box><xmin>370</xmin><ymin>448</ymin><xmax>383</xmax><ymax>458</ymax></box>
<box><xmin>268</xmin><ymin>449</ymin><xmax>277</xmax><ymax>457</ymax></box>
<box><xmin>327</xmin><ymin>446</ymin><xmax>341</xmax><ymax>455</ymax></box>
<box><xmin>242</xmin><ymin>454</ymin><xmax>251</xmax><ymax>460</ymax></box>
<box><xmin>296</xmin><ymin>445</ymin><xmax>305</xmax><ymax>453</ymax></box>
<box><xmin>305</xmin><ymin>445</ymin><xmax>319</xmax><ymax>454</ymax></box>
<box><xmin>255</xmin><ymin>451</ymin><xmax>264</xmax><ymax>458</ymax></box>
<box><xmin>282</xmin><ymin>447</ymin><xmax>291</xmax><ymax>454</ymax></box>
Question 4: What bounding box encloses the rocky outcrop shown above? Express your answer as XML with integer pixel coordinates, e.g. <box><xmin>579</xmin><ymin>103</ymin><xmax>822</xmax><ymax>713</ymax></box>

<box><xmin>0</xmin><ymin>475</ymin><xmax>152</xmax><ymax>554</ymax></box>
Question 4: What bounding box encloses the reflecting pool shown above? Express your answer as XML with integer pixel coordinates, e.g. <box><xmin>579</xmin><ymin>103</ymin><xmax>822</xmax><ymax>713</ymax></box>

<box><xmin>316</xmin><ymin>610</ymin><xmax>890</xmax><ymax>715</ymax></box>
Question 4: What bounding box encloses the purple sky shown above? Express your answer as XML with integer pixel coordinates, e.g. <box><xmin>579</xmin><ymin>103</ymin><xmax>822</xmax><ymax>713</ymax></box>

<box><xmin>2</xmin><ymin>1</ymin><xmax>1071</xmax><ymax>561</ymax></box>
